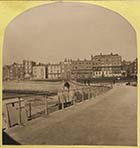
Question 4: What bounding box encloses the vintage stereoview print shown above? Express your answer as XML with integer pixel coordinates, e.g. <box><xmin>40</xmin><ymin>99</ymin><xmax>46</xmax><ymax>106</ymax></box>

<box><xmin>2</xmin><ymin>1</ymin><xmax>137</xmax><ymax>146</ymax></box>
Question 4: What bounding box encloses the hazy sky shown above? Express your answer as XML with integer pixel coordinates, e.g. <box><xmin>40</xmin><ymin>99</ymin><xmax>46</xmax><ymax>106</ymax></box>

<box><xmin>3</xmin><ymin>2</ymin><xmax>137</xmax><ymax>65</ymax></box>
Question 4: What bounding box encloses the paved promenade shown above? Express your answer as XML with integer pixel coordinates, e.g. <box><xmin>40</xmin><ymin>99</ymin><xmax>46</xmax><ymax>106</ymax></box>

<box><xmin>6</xmin><ymin>85</ymin><xmax>137</xmax><ymax>146</ymax></box>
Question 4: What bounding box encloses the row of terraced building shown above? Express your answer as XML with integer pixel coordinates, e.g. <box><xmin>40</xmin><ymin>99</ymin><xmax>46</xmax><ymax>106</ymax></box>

<box><xmin>3</xmin><ymin>53</ymin><xmax>137</xmax><ymax>81</ymax></box>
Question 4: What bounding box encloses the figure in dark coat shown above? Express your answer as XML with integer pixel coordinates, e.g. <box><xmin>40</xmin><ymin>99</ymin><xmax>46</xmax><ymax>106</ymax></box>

<box><xmin>64</xmin><ymin>81</ymin><xmax>70</xmax><ymax>90</ymax></box>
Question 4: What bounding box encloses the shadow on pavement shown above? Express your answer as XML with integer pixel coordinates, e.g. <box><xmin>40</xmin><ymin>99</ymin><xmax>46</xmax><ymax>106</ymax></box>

<box><xmin>2</xmin><ymin>129</ymin><xmax>20</xmax><ymax>145</ymax></box>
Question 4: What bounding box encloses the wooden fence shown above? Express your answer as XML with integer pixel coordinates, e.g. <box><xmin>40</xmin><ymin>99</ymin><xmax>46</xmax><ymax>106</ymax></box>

<box><xmin>3</xmin><ymin>85</ymin><xmax>112</xmax><ymax>129</ymax></box>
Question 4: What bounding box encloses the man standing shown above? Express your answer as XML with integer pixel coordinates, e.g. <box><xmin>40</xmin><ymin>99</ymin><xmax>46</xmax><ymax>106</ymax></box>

<box><xmin>64</xmin><ymin>81</ymin><xmax>70</xmax><ymax>91</ymax></box>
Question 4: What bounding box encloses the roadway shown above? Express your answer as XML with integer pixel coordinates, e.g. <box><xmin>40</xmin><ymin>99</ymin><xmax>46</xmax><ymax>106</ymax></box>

<box><xmin>5</xmin><ymin>85</ymin><xmax>137</xmax><ymax>146</ymax></box>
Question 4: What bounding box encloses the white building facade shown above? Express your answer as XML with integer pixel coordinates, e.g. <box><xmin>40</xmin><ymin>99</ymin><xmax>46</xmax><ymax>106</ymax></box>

<box><xmin>47</xmin><ymin>63</ymin><xmax>61</xmax><ymax>80</ymax></box>
<box><xmin>92</xmin><ymin>53</ymin><xmax>122</xmax><ymax>78</ymax></box>
<box><xmin>32</xmin><ymin>65</ymin><xmax>47</xmax><ymax>80</ymax></box>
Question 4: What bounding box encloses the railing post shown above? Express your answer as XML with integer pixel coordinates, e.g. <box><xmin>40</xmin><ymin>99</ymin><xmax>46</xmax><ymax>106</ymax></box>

<box><xmin>72</xmin><ymin>89</ymin><xmax>76</xmax><ymax>105</ymax></box>
<box><xmin>90</xmin><ymin>87</ymin><xmax>93</xmax><ymax>98</ymax></box>
<box><xmin>58</xmin><ymin>91</ymin><xmax>65</xmax><ymax>110</ymax></box>
<box><xmin>87</xmin><ymin>88</ymin><xmax>89</xmax><ymax>99</ymax></box>
<box><xmin>58</xmin><ymin>94</ymin><xmax>61</xmax><ymax>110</ymax></box>
<box><xmin>62</xmin><ymin>91</ymin><xmax>65</xmax><ymax>109</ymax></box>
<box><xmin>45</xmin><ymin>96</ymin><xmax>49</xmax><ymax>115</ymax></box>
<box><xmin>62</xmin><ymin>102</ymin><xmax>64</xmax><ymax>109</ymax></box>
<box><xmin>67</xmin><ymin>90</ymin><xmax>70</xmax><ymax>101</ymax></box>
<box><xmin>5</xmin><ymin>104</ymin><xmax>11</xmax><ymax>128</ymax></box>
<box><xmin>111</xmin><ymin>82</ymin><xmax>113</xmax><ymax>88</ymax></box>
<box><xmin>89</xmin><ymin>87</ymin><xmax>91</xmax><ymax>98</ymax></box>
<box><xmin>29</xmin><ymin>101</ymin><xmax>32</xmax><ymax>120</ymax></box>
<box><xmin>81</xmin><ymin>88</ymin><xmax>84</xmax><ymax>101</ymax></box>
<box><xmin>18</xmin><ymin>97</ymin><xmax>22</xmax><ymax>125</ymax></box>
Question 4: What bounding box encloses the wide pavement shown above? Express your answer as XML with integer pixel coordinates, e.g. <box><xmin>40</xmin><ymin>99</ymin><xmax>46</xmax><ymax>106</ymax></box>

<box><xmin>6</xmin><ymin>85</ymin><xmax>137</xmax><ymax>146</ymax></box>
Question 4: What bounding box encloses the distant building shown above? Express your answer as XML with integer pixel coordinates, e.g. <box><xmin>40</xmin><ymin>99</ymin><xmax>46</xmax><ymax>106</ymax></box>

<box><xmin>3</xmin><ymin>53</ymin><xmax>135</xmax><ymax>81</ymax></box>
<box><xmin>128</xmin><ymin>58</ymin><xmax>137</xmax><ymax>77</ymax></box>
<box><xmin>32</xmin><ymin>64</ymin><xmax>47</xmax><ymax>80</ymax></box>
<box><xmin>23</xmin><ymin>60</ymin><xmax>36</xmax><ymax>79</ymax></box>
<box><xmin>92</xmin><ymin>53</ymin><xmax>122</xmax><ymax>78</ymax></box>
<box><xmin>133</xmin><ymin>58</ymin><xmax>138</xmax><ymax>76</ymax></box>
<box><xmin>3</xmin><ymin>63</ymin><xmax>24</xmax><ymax>80</ymax></box>
<box><xmin>121</xmin><ymin>60</ymin><xmax>131</xmax><ymax>77</ymax></box>
<box><xmin>47</xmin><ymin>63</ymin><xmax>61</xmax><ymax>80</ymax></box>
<box><xmin>71</xmin><ymin>58</ymin><xmax>92</xmax><ymax>80</ymax></box>
<box><xmin>11</xmin><ymin>63</ymin><xmax>24</xmax><ymax>80</ymax></box>
<box><xmin>3</xmin><ymin>65</ymin><xmax>10</xmax><ymax>81</ymax></box>
<box><xmin>60</xmin><ymin>58</ymin><xmax>72</xmax><ymax>80</ymax></box>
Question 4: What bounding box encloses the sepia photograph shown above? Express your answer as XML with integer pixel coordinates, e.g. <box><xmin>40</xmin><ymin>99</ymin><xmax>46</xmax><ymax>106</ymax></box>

<box><xmin>1</xmin><ymin>1</ymin><xmax>138</xmax><ymax>146</ymax></box>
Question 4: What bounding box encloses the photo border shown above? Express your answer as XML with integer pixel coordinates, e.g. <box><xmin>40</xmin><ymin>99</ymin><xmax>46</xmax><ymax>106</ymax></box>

<box><xmin>0</xmin><ymin>0</ymin><xmax>139</xmax><ymax>148</ymax></box>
